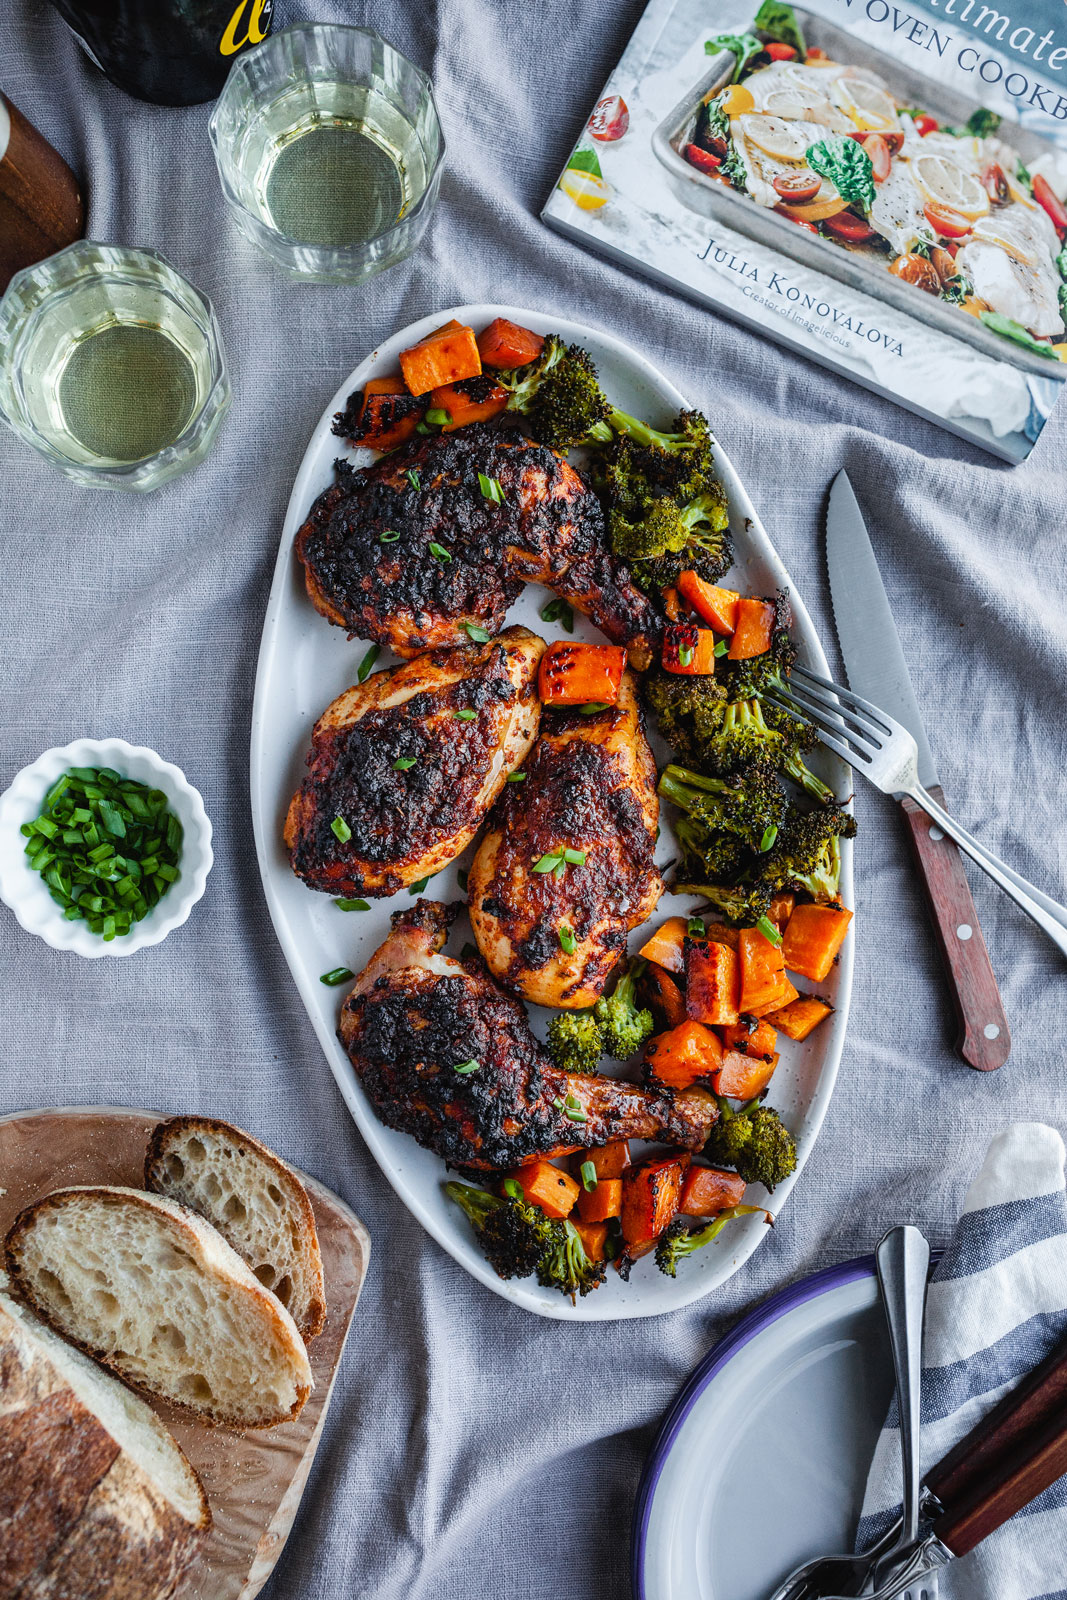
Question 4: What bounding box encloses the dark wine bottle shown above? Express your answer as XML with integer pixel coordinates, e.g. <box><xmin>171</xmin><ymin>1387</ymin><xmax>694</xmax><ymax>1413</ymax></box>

<box><xmin>48</xmin><ymin>0</ymin><xmax>275</xmax><ymax>106</ymax></box>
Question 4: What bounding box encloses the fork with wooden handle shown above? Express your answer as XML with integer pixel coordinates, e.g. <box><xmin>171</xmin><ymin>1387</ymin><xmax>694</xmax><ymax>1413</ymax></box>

<box><xmin>763</xmin><ymin>667</ymin><xmax>1067</xmax><ymax>960</ymax></box>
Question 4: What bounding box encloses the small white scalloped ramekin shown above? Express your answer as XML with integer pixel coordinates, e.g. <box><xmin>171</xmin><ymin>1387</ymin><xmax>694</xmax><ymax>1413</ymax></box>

<box><xmin>0</xmin><ymin>739</ymin><xmax>213</xmax><ymax>958</ymax></box>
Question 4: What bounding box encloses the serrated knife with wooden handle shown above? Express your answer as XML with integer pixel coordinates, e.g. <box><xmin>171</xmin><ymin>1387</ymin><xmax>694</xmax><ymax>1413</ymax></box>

<box><xmin>825</xmin><ymin>470</ymin><xmax>1010</xmax><ymax>1071</ymax></box>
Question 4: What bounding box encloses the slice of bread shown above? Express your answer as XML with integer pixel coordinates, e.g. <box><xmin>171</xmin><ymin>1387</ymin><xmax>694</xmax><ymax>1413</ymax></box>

<box><xmin>5</xmin><ymin>1187</ymin><xmax>313</xmax><ymax>1430</ymax></box>
<box><xmin>0</xmin><ymin>1271</ymin><xmax>209</xmax><ymax>1599</ymax></box>
<box><xmin>144</xmin><ymin>1116</ymin><xmax>326</xmax><ymax>1342</ymax></box>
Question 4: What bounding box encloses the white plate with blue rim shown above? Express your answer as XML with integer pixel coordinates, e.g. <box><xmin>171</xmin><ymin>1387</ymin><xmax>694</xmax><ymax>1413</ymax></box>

<box><xmin>633</xmin><ymin>1255</ymin><xmax>895</xmax><ymax>1598</ymax></box>
<box><xmin>249</xmin><ymin>303</ymin><xmax>855</xmax><ymax>1320</ymax></box>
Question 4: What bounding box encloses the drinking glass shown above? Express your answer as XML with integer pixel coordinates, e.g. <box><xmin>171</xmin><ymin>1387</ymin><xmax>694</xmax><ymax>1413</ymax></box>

<box><xmin>208</xmin><ymin>22</ymin><xmax>445</xmax><ymax>283</ymax></box>
<box><xmin>0</xmin><ymin>241</ymin><xmax>230</xmax><ymax>492</ymax></box>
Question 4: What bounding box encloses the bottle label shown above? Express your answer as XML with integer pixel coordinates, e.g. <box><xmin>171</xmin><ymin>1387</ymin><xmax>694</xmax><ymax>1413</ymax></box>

<box><xmin>219</xmin><ymin>0</ymin><xmax>273</xmax><ymax>58</ymax></box>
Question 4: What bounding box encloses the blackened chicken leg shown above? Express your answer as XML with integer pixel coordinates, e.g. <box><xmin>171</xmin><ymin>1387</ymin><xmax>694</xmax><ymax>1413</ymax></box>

<box><xmin>338</xmin><ymin>902</ymin><xmax>717</xmax><ymax>1170</ymax></box>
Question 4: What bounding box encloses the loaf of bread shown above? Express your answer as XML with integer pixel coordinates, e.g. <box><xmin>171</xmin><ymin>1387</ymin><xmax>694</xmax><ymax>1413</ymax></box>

<box><xmin>144</xmin><ymin>1117</ymin><xmax>326</xmax><ymax>1341</ymax></box>
<box><xmin>0</xmin><ymin>1273</ymin><xmax>209</xmax><ymax>1600</ymax></box>
<box><xmin>5</xmin><ymin>1187</ymin><xmax>313</xmax><ymax>1430</ymax></box>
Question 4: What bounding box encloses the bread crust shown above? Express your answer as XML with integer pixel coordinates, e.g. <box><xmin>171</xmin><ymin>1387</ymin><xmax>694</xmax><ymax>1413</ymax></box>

<box><xmin>143</xmin><ymin>1116</ymin><xmax>326</xmax><ymax>1342</ymax></box>
<box><xmin>5</xmin><ymin>1187</ymin><xmax>312</xmax><ymax>1430</ymax></box>
<box><xmin>0</xmin><ymin>1289</ymin><xmax>208</xmax><ymax>1600</ymax></box>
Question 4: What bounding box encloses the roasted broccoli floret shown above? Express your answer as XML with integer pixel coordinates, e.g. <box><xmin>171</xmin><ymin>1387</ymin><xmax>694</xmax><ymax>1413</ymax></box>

<box><xmin>593</xmin><ymin>963</ymin><xmax>654</xmax><ymax>1060</ymax></box>
<box><xmin>655</xmin><ymin>1205</ymin><xmax>769</xmax><ymax>1277</ymax></box>
<box><xmin>604</xmin><ymin>406</ymin><xmax>717</xmax><ymax>476</ymax></box>
<box><xmin>546</xmin><ymin>1008</ymin><xmax>604</xmax><ymax>1073</ymax></box>
<box><xmin>658</xmin><ymin>762</ymin><xmax>787</xmax><ymax>856</ymax></box>
<box><xmin>700</xmin><ymin>699</ymin><xmax>832</xmax><ymax>805</ymax></box>
<box><xmin>498</xmin><ymin>335</ymin><xmax>612</xmax><ymax>450</ymax></box>
<box><xmin>678</xmin><ymin>876</ymin><xmax>774</xmax><ymax>926</ymax></box>
<box><xmin>704</xmin><ymin>1103</ymin><xmax>798</xmax><ymax>1192</ymax></box>
<box><xmin>764</xmin><ymin>803</ymin><xmax>856</xmax><ymax>903</ymax></box>
<box><xmin>644</xmin><ymin>670</ymin><xmax>729</xmax><ymax>760</ymax></box>
<box><xmin>600</xmin><ymin>422</ymin><xmax>730</xmax><ymax>589</ymax></box>
<box><xmin>445</xmin><ymin>1181</ymin><xmax>558</xmax><ymax>1280</ymax></box>
<box><xmin>536</xmin><ymin>1218</ymin><xmax>607</xmax><ymax>1298</ymax></box>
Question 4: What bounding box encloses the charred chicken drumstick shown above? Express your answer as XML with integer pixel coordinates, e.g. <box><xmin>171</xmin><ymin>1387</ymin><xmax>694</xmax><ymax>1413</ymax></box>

<box><xmin>338</xmin><ymin>902</ymin><xmax>718</xmax><ymax>1170</ymax></box>
<box><xmin>285</xmin><ymin>627</ymin><xmax>544</xmax><ymax>898</ymax></box>
<box><xmin>468</xmin><ymin>669</ymin><xmax>662</xmax><ymax>1008</ymax></box>
<box><xmin>294</xmin><ymin>424</ymin><xmax>662</xmax><ymax>668</ymax></box>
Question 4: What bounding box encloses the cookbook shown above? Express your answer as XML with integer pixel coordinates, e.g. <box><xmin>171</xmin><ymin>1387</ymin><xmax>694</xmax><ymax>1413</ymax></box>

<box><xmin>541</xmin><ymin>0</ymin><xmax>1067</xmax><ymax>462</ymax></box>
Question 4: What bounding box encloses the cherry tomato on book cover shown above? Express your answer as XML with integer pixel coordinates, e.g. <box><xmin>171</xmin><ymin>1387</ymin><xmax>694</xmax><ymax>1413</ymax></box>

<box><xmin>764</xmin><ymin>42</ymin><xmax>796</xmax><ymax>60</ymax></box>
<box><xmin>912</xmin><ymin>113</ymin><xmax>939</xmax><ymax>136</ymax></box>
<box><xmin>772</xmin><ymin>170</ymin><xmax>821</xmax><ymax>203</ymax></box>
<box><xmin>923</xmin><ymin>201</ymin><xmax>971</xmax><ymax>239</ymax></box>
<box><xmin>1032</xmin><ymin>174</ymin><xmax>1067</xmax><ymax>239</ymax></box>
<box><xmin>686</xmin><ymin>143</ymin><xmax>722</xmax><ymax>175</ymax></box>
<box><xmin>822</xmin><ymin>211</ymin><xmax>879</xmax><ymax>243</ymax></box>
<box><xmin>889</xmin><ymin>252</ymin><xmax>941</xmax><ymax>294</ymax></box>
<box><xmin>981</xmin><ymin>162</ymin><xmax>1009</xmax><ymax>205</ymax></box>
<box><xmin>861</xmin><ymin>132</ymin><xmax>892</xmax><ymax>183</ymax></box>
<box><xmin>589</xmin><ymin>95</ymin><xmax>629</xmax><ymax>142</ymax></box>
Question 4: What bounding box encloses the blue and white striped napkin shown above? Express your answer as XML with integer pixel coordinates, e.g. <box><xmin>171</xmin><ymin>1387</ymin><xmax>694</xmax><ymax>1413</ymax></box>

<box><xmin>856</xmin><ymin>1123</ymin><xmax>1067</xmax><ymax>1600</ymax></box>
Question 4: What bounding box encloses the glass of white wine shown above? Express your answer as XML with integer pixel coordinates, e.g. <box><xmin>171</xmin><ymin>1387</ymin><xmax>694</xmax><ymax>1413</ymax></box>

<box><xmin>0</xmin><ymin>241</ymin><xmax>230</xmax><ymax>491</ymax></box>
<box><xmin>209</xmin><ymin>22</ymin><xmax>445</xmax><ymax>283</ymax></box>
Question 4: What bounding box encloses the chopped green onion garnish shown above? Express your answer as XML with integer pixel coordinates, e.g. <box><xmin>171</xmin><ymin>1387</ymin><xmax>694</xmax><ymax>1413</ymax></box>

<box><xmin>453</xmin><ymin>1059</ymin><xmax>480</xmax><ymax>1075</ymax></box>
<box><xmin>453</xmin><ymin>709</ymin><xmax>476</xmax><ymax>720</ymax></box>
<box><xmin>532</xmin><ymin>853</ymin><xmax>563</xmax><ymax>873</ymax></box>
<box><xmin>393</xmin><ymin>757</ymin><xmax>417</xmax><ymax>770</ymax></box>
<box><xmin>503</xmin><ymin>1178</ymin><xmax>523</xmax><ymax>1200</ymax></box>
<box><xmin>334</xmin><ymin>897</ymin><xmax>370</xmax><ymax>911</ymax></box>
<box><xmin>457</xmin><ymin>868</ymin><xmax>469</xmax><ymax>892</ymax></box>
<box><xmin>714</xmin><ymin>640</ymin><xmax>729</xmax><ymax>657</ymax></box>
<box><xmin>415</xmin><ymin>420</ymin><xmax>433</xmax><ymax>435</ymax></box>
<box><xmin>562</xmin><ymin>847</ymin><xmax>586</xmax><ymax>865</ymax></box>
<box><xmin>760</xmin><ymin>824</ymin><xmax>778</xmax><ymax>852</ymax></box>
<box><xmin>320</xmin><ymin>967</ymin><xmax>355</xmax><ymax>986</ymax></box>
<box><xmin>357</xmin><ymin>644</ymin><xmax>380</xmax><ymax>683</ymax></box>
<box><xmin>426</xmin><ymin>407</ymin><xmax>452</xmax><ymax>426</ymax></box>
<box><xmin>408</xmin><ymin>876</ymin><xmax>432</xmax><ymax>893</ymax></box>
<box><xmin>579</xmin><ymin>702</ymin><xmax>610</xmax><ymax>714</ymax></box>
<box><xmin>563</xmin><ymin>1093</ymin><xmax>588</xmax><ymax>1124</ymax></box>
<box><xmin>331</xmin><ymin>816</ymin><xmax>352</xmax><ymax>842</ymax></box>
<box><xmin>552</xmin><ymin>1096</ymin><xmax>565</xmax><ymax>1110</ymax></box>
<box><xmin>429</xmin><ymin>541</ymin><xmax>452</xmax><ymax>562</ymax></box>
<box><xmin>688</xmin><ymin>916</ymin><xmax>706</xmax><ymax>937</ymax></box>
<box><xmin>506</xmin><ymin>771</ymin><xmax>526</xmax><ymax>783</ymax></box>
<box><xmin>580</xmin><ymin>1160</ymin><xmax>598</xmax><ymax>1191</ymax></box>
<box><xmin>463</xmin><ymin>622</ymin><xmax>490</xmax><ymax>643</ymax></box>
<box><xmin>558</xmin><ymin>923</ymin><xmax>576</xmax><ymax>954</ymax></box>
<box><xmin>678</xmin><ymin>645</ymin><xmax>694</xmax><ymax>667</ymax></box>
<box><xmin>553</xmin><ymin>861</ymin><xmax>566</xmax><ymax>879</ymax></box>
<box><xmin>756</xmin><ymin>915</ymin><xmax>783</xmax><ymax>948</ymax></box>
<box><xmin>380</xmin><ymin>529</ymin><xmax>401</xmax><ymax>543</ymax></box>
<box><xmin>540</xmin><ymin>597</ymin><xmax>575</xmax><ymax>632</ymax></box>
<box><xmin>406</xmin><ymin>469</ymin><xmax>421</xmax><ymax>490</ymax></box>
<box><xmin>20</xmin><ymin>766</ymin><xmax>183</xmax><ymax>941</ymax></box>
<box><xmin>477</xmin><ymin>472</ymin><xmax>505</xmax><ymax>504</ymax></box>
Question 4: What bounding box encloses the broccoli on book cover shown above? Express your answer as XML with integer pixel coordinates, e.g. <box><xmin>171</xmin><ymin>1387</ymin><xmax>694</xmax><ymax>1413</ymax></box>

<box><xmin>542</xmin><ymin>0</ymin><xmax>1067</xmax><ymax>462</ymax></box>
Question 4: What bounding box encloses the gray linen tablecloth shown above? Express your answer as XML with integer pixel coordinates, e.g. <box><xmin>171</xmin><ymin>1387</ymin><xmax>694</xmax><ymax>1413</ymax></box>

<box><xmin>3</xmin><ymin>3</ymin><xmax>1066</xmax><ymax>1596</ymax></box>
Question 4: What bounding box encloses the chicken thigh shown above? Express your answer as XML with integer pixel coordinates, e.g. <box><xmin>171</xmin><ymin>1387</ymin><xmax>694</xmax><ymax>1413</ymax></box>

<box><xmin>285</xmin><ymin>626</ymin><xmax>545</xmax><ymax>897</ymax></box>
<box><xmin>294</xmin><ymin>424</ymin><xmax>662</xmax><ymax>668</ymax></box>
<box><xmin>338</xmin><ymin>901</ymin><xmax>718</xmax><ymax>1170</ymax></box>
<box><xmin>468</xmin><ymin>669</ymin><xmax>663</xmax><ymax>1008</ymax></box>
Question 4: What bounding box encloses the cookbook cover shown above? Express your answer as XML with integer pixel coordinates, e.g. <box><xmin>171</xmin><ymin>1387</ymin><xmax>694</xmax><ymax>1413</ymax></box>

<box><xmin>541</xmin><ymin>0</ymin><xmax>1067</xmax><ymax>462</ymax></box>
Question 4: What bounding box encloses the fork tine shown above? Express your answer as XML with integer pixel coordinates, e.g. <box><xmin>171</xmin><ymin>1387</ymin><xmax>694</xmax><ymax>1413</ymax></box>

<box><xmin>762</xmin><ymin>690</ymin><xmax>872</xmax><ymax>768</ymax></box>
<box><xmin>777</xmin><ymin>678</ymin><xmax>886</xmax><ymax>746</ymax></box>
<box><xmin>793</xmin><ymin>664</ymin><xmax>896</xmax><ymax>736</ymax></box>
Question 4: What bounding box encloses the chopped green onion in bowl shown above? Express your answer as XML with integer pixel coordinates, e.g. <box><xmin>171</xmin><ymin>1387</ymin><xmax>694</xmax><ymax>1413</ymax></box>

<box><xmin>19</xmin><ymin>767</ymin><xmax>184</xmax><ymax>942</ymax></box>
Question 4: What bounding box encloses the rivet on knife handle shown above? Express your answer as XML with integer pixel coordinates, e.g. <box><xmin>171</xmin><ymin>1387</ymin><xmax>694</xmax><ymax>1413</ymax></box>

<box><xmin>900</xmin><ymin>786</ymin><xmax>1010</xmax><ymax>1071</ymax></box>
<box><xmin>926</xmin><ymin>1332</ymin><xmax>1067</xmax><ymax>1508</ymax></box>
<box><xmin>933</xmin><ymin>1402</ymin><xmax>1067</xmax><ymax>1556</ymax></box>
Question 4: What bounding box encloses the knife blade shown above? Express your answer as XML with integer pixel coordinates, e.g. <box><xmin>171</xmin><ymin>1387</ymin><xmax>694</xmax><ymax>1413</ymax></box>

<box><xmin>824</xmin><ymin>470</ymin><xmax>1010</xmax><ymax>1072</ymax></box>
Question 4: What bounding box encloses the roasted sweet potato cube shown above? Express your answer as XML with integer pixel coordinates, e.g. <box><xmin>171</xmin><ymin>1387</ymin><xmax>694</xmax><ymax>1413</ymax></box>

<box><xmin>508</xmin><ymin>1160</ymin><xmax>579</xmax><ymax>1218</ymax></box>
<box><xmin>620</xmin><ymin>1155</ymin><xmax>689</xmax><ymax>1260</ymax></box>
<box><xmin>686</xmin><ymin>940</ymin><xmax>740</xmax><ymax>1026</ymax></box>
<box><xmin>645</xmin><ymin>1020</ymin><xmax>723</xmax><ymax>1090</ymax></box>
<box><xmin>570</xmin><ymin>1218</ymin><xmax>608</xmax><ymax>1263</ymax></box>
<box><xmin>679</xmin><ymin>1165</ymin><xmax>748</xmax><ymax>1216</ymax></box>
<box><xmin>712</xmin><ymin>1049</ymin><xmax>779</xmax><ymax>1100</ymax></box>
<box><xmin>576</xmin><ymin>1177</ymin><xmax>623</xmax><ymax>1224</ymax></box>
<box><xmin>782</xmin><ymin>903</ymin><xmax>853</xmax><ymax>982</ymax></box>
<box><xmin>639</xmin><ymin>961</ymin><xmax>688</xmax><ymax>1029</ymax></box>
<box><xmin>719</xmin><ymin>1019</ymin><xmax>777</xmax><ymax>1060</ymax></box>
<box><xmin>638</xmin><ymin>915</ymin><xmax>688</xmax><ymax>973</ymax></box>
<box><xmin>765</xmin><ymin>995</ymin><xmax>834</xmax><ymax>1040</ymax></box>
<box><xmin>584</xmin><ymin>1140</ymin><xmax>631</xmax><ymax>1181</ymax></box>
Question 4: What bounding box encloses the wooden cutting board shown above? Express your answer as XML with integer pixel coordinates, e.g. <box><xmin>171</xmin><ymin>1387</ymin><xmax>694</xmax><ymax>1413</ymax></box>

<box><xmin>0</xmin><ymin>1106</ymin><xmax>370</xmax><ymax>1600</ymax></box>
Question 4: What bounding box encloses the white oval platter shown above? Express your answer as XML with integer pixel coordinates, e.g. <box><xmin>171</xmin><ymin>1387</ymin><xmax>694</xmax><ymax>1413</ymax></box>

<box><xmin>249</xmin><ymin>302</ymin><xmax>854</xmax><ymax>1321</ymax></box>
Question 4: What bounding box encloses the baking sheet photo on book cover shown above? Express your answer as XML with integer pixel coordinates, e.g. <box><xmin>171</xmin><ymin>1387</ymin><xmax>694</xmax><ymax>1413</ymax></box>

<box><xmin>542</xmin><ymin>0</ymin><xmax>1067</xmax><ymax>462</ymax></box>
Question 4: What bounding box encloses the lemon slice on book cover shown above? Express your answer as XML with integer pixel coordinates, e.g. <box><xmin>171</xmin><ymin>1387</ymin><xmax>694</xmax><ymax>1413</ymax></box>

<box><xmin>913</xmin><ymin>152</ymin><xmax>990</xmax><ymax>218</ymax></box>
<box><xmin>737</xmin><ymin>113</ymin><xmax>811</xmax><ymax>163</ymax></box>
<box><xmin>832</xmin><ymin>75</ymin><xmax>899</xmax><ymax>133</ymax></box>
<box><xmin>559</xmin><ymin>168</ymin><xmax>612</xmax><ymax>210</ymax></box>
